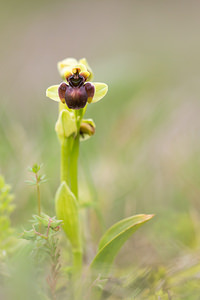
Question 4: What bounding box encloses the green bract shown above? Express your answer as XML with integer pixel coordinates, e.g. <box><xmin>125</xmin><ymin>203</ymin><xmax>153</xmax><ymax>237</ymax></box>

<box><xmin>55</xmin><ymin>109</ymin><xmax>77</xmax><ymax>140</ymax></box>
<box><xmin>55</xmin><ymin>181</ymin><xmax>81</xmax><ymax>250</ymax></box>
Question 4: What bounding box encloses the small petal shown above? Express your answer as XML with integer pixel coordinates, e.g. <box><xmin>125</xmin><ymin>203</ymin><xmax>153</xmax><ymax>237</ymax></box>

<box><xmin>92</xmin><ymin>82</ymin><xmax>108</xmax><ymax>103</ymax></box>
<box><xmin>46</xmin><ymin>85</ymin><xmax>60</xmax><ymax>102</ymax></box>
<box><xmin>80</xmin><ymin>71</ymin><xmax>90</xmax><ymax>80</ymax></box>
<box><xmin>64</xmin><ymin>70</ymin><xmax>73</xmax><ymax>80</ymax></box>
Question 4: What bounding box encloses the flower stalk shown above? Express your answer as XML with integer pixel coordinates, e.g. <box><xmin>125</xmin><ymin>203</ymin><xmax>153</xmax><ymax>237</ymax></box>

<box><xmin>60</xmin><ymin>137</ymin><xmax>73</xmax><ymax>185</ymax></box>
<box><xmin>36</xmin><ymin>174</ymin><xmax>41</xmax><ymax>217</ymax></box>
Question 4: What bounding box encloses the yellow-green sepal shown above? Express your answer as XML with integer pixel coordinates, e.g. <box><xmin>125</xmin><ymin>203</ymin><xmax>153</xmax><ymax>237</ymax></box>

<box><xmin>46</xmin><ymin>85</ymin><xmax>72</xmax><ymax>112</ymax></box>
<box><xmin>79</xmin><ymin>58</ymin><xmax>94</xmax><ymax>81</ymax></box>
<box><xmin>92</xmin><ymin>83</ymin><xmax>108</xmax><ymax>103</ymax></box>
<box><xmin>55</xmin><ymin>109</ymin><xmax>77</xmax><ymax>141</ymax></box>
<box><xmin>55</xmin><ymin>181</ymin><xmax>82</xmax><ymax>250</ymax></box>
<box><xmin>46</xmin><ymin>85</ymin><xmax>60</xmax><ymax>102</ymax></box>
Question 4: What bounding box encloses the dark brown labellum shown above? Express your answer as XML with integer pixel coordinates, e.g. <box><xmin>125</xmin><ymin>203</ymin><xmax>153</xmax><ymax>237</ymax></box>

<box><xmin>65</xmin><ymin>85</ymin><xmax>88</xmax><ymax>109</ymax></box>
<box><xmin>58</xmin><ymin>73</ymin><xmax>95</xmax><ymax>109</ymax></box>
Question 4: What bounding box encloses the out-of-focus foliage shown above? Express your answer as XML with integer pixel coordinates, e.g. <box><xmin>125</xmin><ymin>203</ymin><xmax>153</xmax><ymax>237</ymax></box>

<box><xmin>0</xmin><ymin>175</ymin><xmax>15</xmax><ymax>254</ymax></box>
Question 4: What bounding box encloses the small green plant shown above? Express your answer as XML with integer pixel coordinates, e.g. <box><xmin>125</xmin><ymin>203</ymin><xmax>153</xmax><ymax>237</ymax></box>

<box><xmin>26</xmin><ymin>163</ymin><xmax>47</xmax><ymax>217</ymax></box>
<box><xmin>21</xmin><ymin>165</ymin><xmax>63</xmax><ymax>299</ymax></box>
<box><xmin>45</xmin><ymin>57</ymin><xmax>154</xmax><ymax>297</ymax></box>
<box><xmin>22</xmin><ymin>212</ymin><xmax>63</xmax><ymax>299</ymax></box>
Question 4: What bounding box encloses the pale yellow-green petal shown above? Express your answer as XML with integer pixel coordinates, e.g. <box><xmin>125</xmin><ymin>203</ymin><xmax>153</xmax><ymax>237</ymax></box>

<box><xmin>57</xmin><ymin>58</ymin><xmax>78</xmax><ymax>78</ymax></box>
<box><xmin>92</xmin><ymin>82</ymin><xmax>108</xmax><ymax>103</ymax></box>
<box><xmin>79</xmin><ymin>58</ymin><xmax>94</xmax><ymax>81</ymax></box>
<box><xmin>46</xmin><ymin>85</ymin><xmax>60</xmax><ymax>102</ymax></box>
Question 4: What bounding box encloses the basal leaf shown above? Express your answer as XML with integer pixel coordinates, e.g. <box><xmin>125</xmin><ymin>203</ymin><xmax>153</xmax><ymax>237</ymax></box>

<box><xmin>90</xmin><ymin>214</ymin><xmax>154</xmax><ymax>275</ymax></box>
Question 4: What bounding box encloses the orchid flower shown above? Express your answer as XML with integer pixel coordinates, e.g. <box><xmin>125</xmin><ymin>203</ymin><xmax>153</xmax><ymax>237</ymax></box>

<box><xmin>46</xmin><ymin>58</ymin><xmax>108</xmax><ymax>110</ymax></box>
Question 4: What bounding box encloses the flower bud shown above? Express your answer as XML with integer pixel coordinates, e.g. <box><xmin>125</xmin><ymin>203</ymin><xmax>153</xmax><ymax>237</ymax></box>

<box><xmin>80</xmin><ymin>119</ymin><xmax>96</xmax><ymax>141</ymax></box>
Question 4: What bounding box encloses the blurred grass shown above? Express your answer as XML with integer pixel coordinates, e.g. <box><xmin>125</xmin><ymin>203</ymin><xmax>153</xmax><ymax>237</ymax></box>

<box><xmin>1</xmin><ymin>0</ymin><xmax>200</xmax><ymax>298</ymax></box>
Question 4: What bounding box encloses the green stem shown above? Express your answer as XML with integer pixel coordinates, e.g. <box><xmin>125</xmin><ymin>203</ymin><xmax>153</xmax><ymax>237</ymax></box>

<box><xmin>69</xmin><ymin>109</ymin><xmax>83</xmax><ymax>200</ymax></box>
<box><xmin>36</xmin><ymin>184</ymin><xmax>41</xmax><ymax>217</ymax></box>
<box><xmin>70</xmin><ymin>111</ymin><xmax>83</xmax><ymax>278</ymax></box>
<box><xmin>59</xmin><ymin>108</ymin><xmax>83</xmax><ymax>281</ymax></box>
<box><xmin>70</xmin><ymin>135</ymin><xmax>80</xmax><ymax>199</ymax></box>
<box><xmin>61</xmin><ymin>137</ymin><xmax>73</xmax><ymax>185</ymax></box>
<box><xmin>72</xmin><ymin>248</ymin><xmax>83</xmax><ymax>300</ymax></box>
<box><xmin>36</xmin><ymin>174</ymin><xmax>41</xmax><ymax>231</ymax></box>
<box><xmin>73</xmin><ymin>248</ymin><xmax>83</xmax><ymax>274</ymax></box>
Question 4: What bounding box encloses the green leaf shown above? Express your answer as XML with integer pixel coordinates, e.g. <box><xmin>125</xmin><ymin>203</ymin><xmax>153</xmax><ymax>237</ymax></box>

<box><xmin>55</xmin><ymin>182</ymin><xmax>81</xmax><ymax>250</ymax></box>
<box><xmin>21</xmin><ymin>229</ymin><xmax>37</xmax><ymax>241</ymax></box>
<box><xmin>92</xmin><ymin>83</ymin><xmax>108</xmax><ymax>103</ymax></box>
<box><xmin>32</xmin><ymin>213</ymin><xmax>63</xmax><ymax>229</ymax></box>
<box><xmin>28</xmin><ymin>163</ymin><xmax>41</xmax><ymax>173</ymax></box>
<box><xmin>90</xmin><ymin>214</ymin><xmax>154</xmax><ymax>275</ymax></box>
<box><xmin>46</xmin><ymin>85</ymin><xmax>60</xmax><ymax>102</ymax></box>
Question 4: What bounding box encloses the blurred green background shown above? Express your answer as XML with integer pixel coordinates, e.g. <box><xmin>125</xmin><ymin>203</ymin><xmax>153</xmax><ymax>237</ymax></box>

<box><xmin>1</xmin><ymin>0</ymin><xmax>200</xmax><ymax>297</ymax></box>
